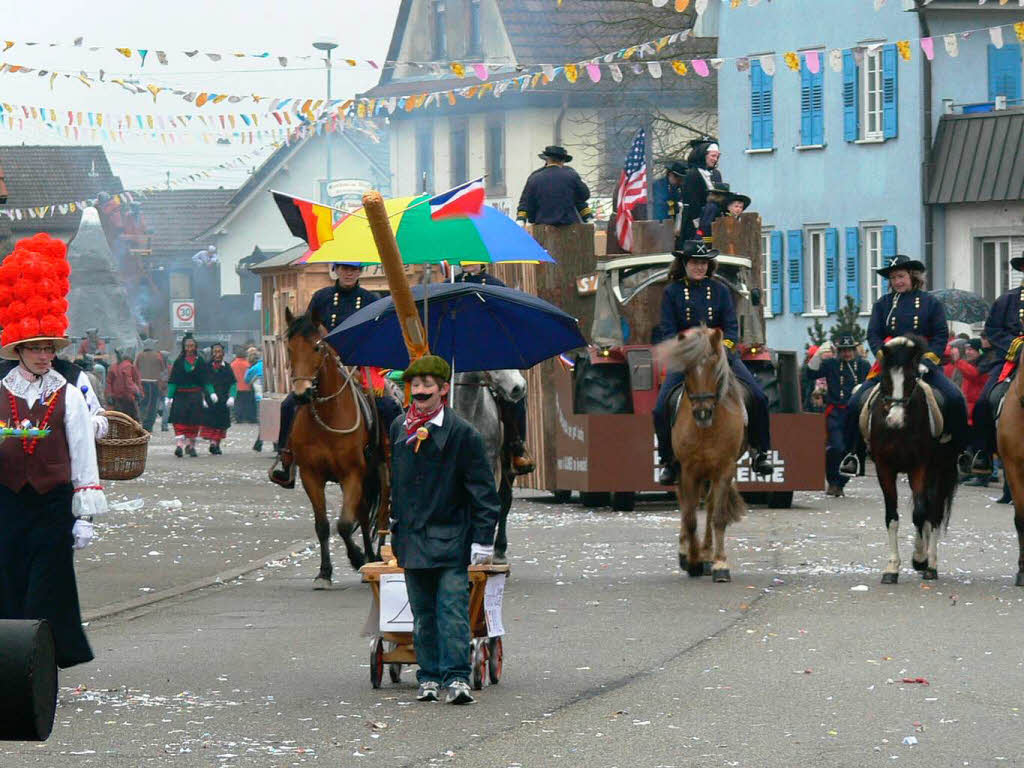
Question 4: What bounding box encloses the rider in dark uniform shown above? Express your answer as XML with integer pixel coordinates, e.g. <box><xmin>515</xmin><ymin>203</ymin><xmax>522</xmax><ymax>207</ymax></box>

<box><xmin>808</xmin><ymin>335</ymin><xmax>870</xmax><ymax>497</ymax></box>
<box><xmin>269</xmin><ymin>262</ymin><xmax>402</xmax><ymax>488</ymax></box>
<box><xmin>838</xmin><ymin>255</ymin><xmax>969</xmax><ymax>476</ymax></box>
<box><xmin>969</xmin><ymin>257</ymin><xmax>1024</xmax><ymax>475</ymax></box>
<box><xmin>516</xmin><ymin>146</ymin><xmax>593</xmax><ymax>226</ymax></box>
<box><xmin>652</xmin><ymin>240</ymin><xmax>774</xmax><ymax>485</ymax></box>
<box><xmin>453</xmin><ymin>264</ymin><xmax>534</xmax><ymax>475</ymax></box>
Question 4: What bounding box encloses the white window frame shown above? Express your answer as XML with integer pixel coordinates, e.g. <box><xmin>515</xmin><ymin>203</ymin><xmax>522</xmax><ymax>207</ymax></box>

<box><xmin>863</xmin><ymin>225</ymin><xmax>885</xmax><ymax>311</ymax></box>
<box><xmin>761</xmin><ymin>230</ymin><xmax>773</xmax><ymax>318</ymax></box>
<box><xmin>806</xmin><ymin>228</ymin><xmax>827</xmax><ymax>315</ymax></box>
<box><xmin>976</xmin><ymin>237</ymin><xmax>1012</xmax><ymax>304</ymax></box>
<box><xmin>861</xmin><ymin>48</ymin><xmax>884</xmax><ymax>141</ymax></box>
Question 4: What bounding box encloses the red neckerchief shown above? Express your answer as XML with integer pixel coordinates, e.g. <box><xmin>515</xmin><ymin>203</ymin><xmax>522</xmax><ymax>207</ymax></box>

<box><xmin>185</xmin><ymin>353</ymin><xmax>197</xmax><ymax>365</ymax></box>
<box><xmin>212</xmin><ymin>360</ymin><xmax>223</xmax><ymax>370</ymax></box>
<box><xmin>403</xmin><ymin>400</ymin><xmax>444</xmax><ymax>440</ymax></box>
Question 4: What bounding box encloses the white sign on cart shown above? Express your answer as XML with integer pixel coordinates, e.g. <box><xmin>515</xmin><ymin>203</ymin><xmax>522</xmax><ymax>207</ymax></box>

<box><xmin>379</xmin><ymin>573</ymin><xmax>414</xmax><ymax>632</ymax></box>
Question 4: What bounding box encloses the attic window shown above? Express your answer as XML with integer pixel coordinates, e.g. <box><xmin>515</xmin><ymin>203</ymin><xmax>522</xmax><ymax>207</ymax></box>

<box><xmin>432</xmin><ymin>0</ymin><xmax>447</xmax><ymax>61</ymax></box>
<box><xmin>469</xmin><ymin>0</ymin><xmax>482</xmax><ymax>58</ymax></box>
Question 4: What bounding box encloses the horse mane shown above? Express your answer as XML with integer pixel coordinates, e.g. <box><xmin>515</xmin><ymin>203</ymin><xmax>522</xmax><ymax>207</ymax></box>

<box><xmin>287</xmin><ymin>311</ymin><xmax>319</xmax><ymax>340</ymax></box>
<box><xmin>662</xmin><ymin>328</ymin><xmax>742</xmax><ymax>403</ymax></box>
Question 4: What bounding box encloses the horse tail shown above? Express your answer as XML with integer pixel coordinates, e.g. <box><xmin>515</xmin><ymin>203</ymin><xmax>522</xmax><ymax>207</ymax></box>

<box><xmin>927</xmin><ymin>443</ymin><xmax>958</xmax><ymax>531</ymax></box>
<box><xmin>714</xmin><ymin>480</ymin><xmax>746</xmax><ymax>527</ymax></box>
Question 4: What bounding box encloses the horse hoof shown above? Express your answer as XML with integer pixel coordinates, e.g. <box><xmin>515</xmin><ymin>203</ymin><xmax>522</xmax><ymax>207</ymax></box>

<box><xmin>911</xmin><ymin>559</ymin><xmax>928</xmax><ymax>572</ymax></box>
<box><xmin>1015</xmin><ymin>572</ymin><xmax>1024</xmax><ymax>587</ymax></box>
<box><xmin>702</xmin><ymin>561</ymin><xmax>713</xmax><ymax>576</ymax></box>
<box><xmin>679</xmin><ymin>554</ymin><xmax>688</xmax><ymax>571</ymax></box>
<box><xmin>921</xmin><ymin>568</ymin><xmax>938</xmax><ymax>580</ymax></box>
<box><xmin>881</xmin><ymin>572</ymin><xmax>899</xmax><ymax>585</ymax></box>
<box><xmin>687</xmin><ymin>562</ymin><xmax>704</xmax><ymax>579</ymax></box>
<box><xmin>712</xmin><ymin>569</ymin><xmax>731</xmax><ymax>583</ymax></box>
<box><xmin>313</xmin><ymin>576</ymin><xmax>332</xmax><ymax>590</ymax></box>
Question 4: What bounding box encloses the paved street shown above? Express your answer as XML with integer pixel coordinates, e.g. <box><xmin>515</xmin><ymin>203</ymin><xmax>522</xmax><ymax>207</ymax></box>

<box><xmin>3</xmin><ymin>424</ymin><xmax>1023</xmax><ymax>767</ymax></box>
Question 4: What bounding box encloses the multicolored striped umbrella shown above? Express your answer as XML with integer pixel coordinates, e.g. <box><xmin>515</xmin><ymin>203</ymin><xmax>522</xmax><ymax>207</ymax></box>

<box><xmin>303</xmin><ymin>195</ymin><xmax>554</xmax><ymax>265</ymax></box>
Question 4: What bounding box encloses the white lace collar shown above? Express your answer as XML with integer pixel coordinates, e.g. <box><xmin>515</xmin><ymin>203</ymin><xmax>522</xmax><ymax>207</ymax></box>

<box><xmin>2</xmin><ymin>367</ymin><xmax>67</xmax><ymax>406</ymax></box>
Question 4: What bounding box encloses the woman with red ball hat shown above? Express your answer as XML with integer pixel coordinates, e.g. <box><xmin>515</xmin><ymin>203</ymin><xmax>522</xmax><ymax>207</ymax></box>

<box><xmin>0</xmin><ymin>234</ymin><xmax>107</xmax><ymax>668</ymax></box>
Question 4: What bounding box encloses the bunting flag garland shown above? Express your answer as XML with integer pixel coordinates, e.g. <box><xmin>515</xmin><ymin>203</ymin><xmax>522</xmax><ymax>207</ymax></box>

<box><xmin>645</xmin><ymin>0</ymin><xmax>1024</xmax><ymax>11</ymax></box>
<box><xmin>0</xmin><ymin>146</ymin><xmax>276</xmax><ymax>222</ymax></box>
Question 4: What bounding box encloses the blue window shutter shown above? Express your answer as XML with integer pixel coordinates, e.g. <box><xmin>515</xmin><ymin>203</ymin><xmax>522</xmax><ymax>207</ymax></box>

<box><xmin>750</xmin><ymin>61</ymin><xmax>764</xmax><ymax>150</ymax></box>
<box><xmin>843</xmin><ymin>50</ymin><xmax>858</xmax><ymax>142</ymax></box>
<box><xmin>845</xmin><ymin>227</ymin><xmax>861</xmax><ymax>309</ymax></box>
<box><xmin>882</xmin><ymin>225</ymin><xmax>897</xmax><ymax>263</ymax></box>
<box><xmin>763</xmin><ymin>67</ymin><xmax>774</xmax><ymax>148</ymax></box>
<box><xmin>788</xmin><ymin>230</ymin><xmax>804</xmax><ymax>314</ymax></box>
<box><xmin>771</xmin><ymin>230</ymin><xmax>784</xmax><ymax>314</ymax></box>
<box><xmin>882</xmin><ymin>44</ymin><xmax>899</xmax><ymax>139</ymax></box>
<box><xmin>825</xmin><ymin>228</ymin><xmax>839</xmax><ymax>313</ymax></box>
<box><xmin>988</xmin><ymin>43</ymin><xmax>1023</xmax><ymax>103</ymax></box>
<box><xmin>800</xmin><ymin>62</ymin><xmax>813</xmax><ymax>145</ymax></box>
<box><xmin>812</xmin><ymin>68</ymin><xmax>824</xmax><ymax>145</ymax></box>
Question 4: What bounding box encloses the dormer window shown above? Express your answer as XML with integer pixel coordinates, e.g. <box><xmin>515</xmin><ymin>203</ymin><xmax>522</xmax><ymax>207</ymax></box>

<box><xmin>432</xmin><ymin>0</ymin><xmax>447</xmax><ymax>61</ymax></box>
<box><xmin>469</xmin><ymin>0</ymin><xmax>482</xmax><ymax>58</ymax></box>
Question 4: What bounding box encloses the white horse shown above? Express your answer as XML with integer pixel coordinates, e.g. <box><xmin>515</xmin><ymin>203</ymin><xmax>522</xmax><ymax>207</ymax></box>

<box><xmin>451</xmin><ymin>368</ymin><xmax>527</xmax><ymax>564</ymax></box>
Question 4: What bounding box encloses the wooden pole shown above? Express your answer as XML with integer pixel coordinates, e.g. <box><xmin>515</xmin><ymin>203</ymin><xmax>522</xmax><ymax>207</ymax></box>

<box><xmin>361</xmin><ymin>190</ymin><xmax>429</xmax><ymax>362</ymax></box>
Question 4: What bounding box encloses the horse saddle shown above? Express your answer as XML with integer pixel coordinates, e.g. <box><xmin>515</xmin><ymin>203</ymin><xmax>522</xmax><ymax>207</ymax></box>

<box><xmin>667</xmin><ymin>380</ymin><xmax>749</xmax><ymax>427</ymax></box>
<box><xmin>858</xmin><ymin>380</ymin><xmax>945</xmax><ymax>442</ymax></box>
<box><xmin>991</xmin><ymin>376</ymin><xmax>1013</xmax><ymax>420</ymax></box>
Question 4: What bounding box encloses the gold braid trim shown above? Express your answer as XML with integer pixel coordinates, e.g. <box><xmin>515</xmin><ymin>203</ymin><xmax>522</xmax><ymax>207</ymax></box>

<box><xmin>1007</xmin><ymin>335</ymin><xmax>1024</xmax><ymax>362</ymax></box>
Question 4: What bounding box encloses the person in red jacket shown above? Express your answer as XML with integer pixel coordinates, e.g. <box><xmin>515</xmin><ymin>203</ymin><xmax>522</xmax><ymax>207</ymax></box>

<box><xmin>105</xmin><ymin>349</ymin><xmax>143</xmax><ymax>421</ymax></box>
<box><xmin>949</xmin><ymin>340</ymin><xmax>986</xmax><ymax>421</ymax></box>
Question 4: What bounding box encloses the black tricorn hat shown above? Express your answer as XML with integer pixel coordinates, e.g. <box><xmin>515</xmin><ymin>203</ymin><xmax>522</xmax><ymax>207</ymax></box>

<box><xmin>710</xmin><ymin>181</ymin><xmax>731</xmax><ymax>194</ymax></box>
<box><xmin>673</xmin><ymin>239</ymin><xmax>720</xmax><ymax>260</ymax></box>
<box><xmin>727</xmin><ymin>192</ymin><xmax>752</xmax><ymax>209</ymax></box>
<box><xmin>666</xmin><ymin>160</ymin><xmax>688</xmax><ymax>176</ymax></box>
<box><xmin>835</xmin><ymin>334</ymin><xmax>857</xmax><ymax>349</ymax></box>
<box><xmin>876</xmin><ymin>254</ymin><xmax>926</xmax><ymax>277</ymax></box>
<box><xmin>539</xmin><ymin>145</ymin><xmax>572</xmax><ymax>162</ymax></box>
<box><xmin>1012</xmin><ymin>255</ymin><xmax>1024</xmax><ymax>272</ymax></box>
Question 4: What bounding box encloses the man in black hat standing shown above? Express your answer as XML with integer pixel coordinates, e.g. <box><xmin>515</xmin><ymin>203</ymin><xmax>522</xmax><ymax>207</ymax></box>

<box><xmin>808</xmin><ymin>335</ymin><xmax>870</xmax><ymax>497</ymax></box>
<box><xmin>838</xmin><ymin>254</ymin><xmax>969</xmax><ymax>476</ymax></box>
<box><xmin>652</xmin><ymin>161</ymin><xmax>687</xmax><ymax>227</ymax></box>
<box><xmin>516</xmin><ymin>146</ymin><xmax>593</xmax><ymax>227</ymax></box>
<box><xmin>969</xmin><ymin>255</ymin><xmax>1024</xmax><ymax>477</ymax></box>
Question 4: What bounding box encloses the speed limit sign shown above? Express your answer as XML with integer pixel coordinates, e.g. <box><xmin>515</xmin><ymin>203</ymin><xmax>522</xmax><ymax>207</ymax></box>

<box><xmin>171</xmin><ymin>300</ymin><xmax>195</xmax><ymax>330</ymax></box>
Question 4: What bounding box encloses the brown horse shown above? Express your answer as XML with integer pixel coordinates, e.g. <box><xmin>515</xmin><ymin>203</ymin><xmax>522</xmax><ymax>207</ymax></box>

<box><xmin>283</xmin><ymin>307</ymin><xmax>388</xmax><ymax>587</ymax></box>
<box><xmin>995</xmin><ymin>364</ymin><xmax>1024</xmax><ymax>586</ymax></box>
<box><xmin>867</xmin><ymin>335</ymin><xmax>957</xmax><ymax>584</ymax></box>
<box><xmin>659</xmin><ymin>327</ymin><xmax>746</xmax><ymax>582</ymax></box>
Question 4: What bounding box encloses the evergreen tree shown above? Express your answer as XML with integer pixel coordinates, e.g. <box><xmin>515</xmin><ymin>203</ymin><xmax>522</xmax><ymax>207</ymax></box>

<box><xmin>829</xmin><ymin>296</ymin><xmax>867</xmax><ymax>344</ymax></box>
<box><xmin>806</xmin><ymin>318</ymin><xmax>827</xmax><ymax>349</ymax></box>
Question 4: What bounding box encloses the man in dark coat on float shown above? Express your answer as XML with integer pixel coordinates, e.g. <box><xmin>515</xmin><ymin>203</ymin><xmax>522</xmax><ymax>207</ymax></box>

<box><xmin>516</xmin><ymin>146</ymin><xmax>593</xmax><ymax>226</ymax></box>
<box><xmin>652</xmin><ymin>240</ymin><xmax>774</xmax><ymax>484</ymax></box>
<box><xmin>453</xmin><ymin>264</ymin><xmax>535</xmax><ymax>475</ymax></box>
<box><xmin>201</xmin><ymin>342</ymin><xmax>237</xmax><ymax>455</ymax></box>
<box><xmin>389</xmin><ymin>354</ymin><xmax>500</xmax><ymax>706</ymax></box>
<box><xmin>969</xmin><ymin>255</ymin><xmax>1024</xmax><ymax>476</ymax></box>
<box><xmin>270</xmin><ymin>263</ymin><xmax>402</xmax><ymax>488</ymax></box>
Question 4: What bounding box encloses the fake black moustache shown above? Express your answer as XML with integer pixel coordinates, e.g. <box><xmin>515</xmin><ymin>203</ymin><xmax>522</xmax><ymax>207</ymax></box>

<box><xmin>411</xmin><ymin>392</ymin><xmax>434</xmax><ymax>401</ymax></box>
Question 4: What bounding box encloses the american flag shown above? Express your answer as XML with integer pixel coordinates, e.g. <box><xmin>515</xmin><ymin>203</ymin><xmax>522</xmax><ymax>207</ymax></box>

<box><xmin>614</xmin><ymin>129</ymin><xmax>648</xmax><ymax>252</ymax></box>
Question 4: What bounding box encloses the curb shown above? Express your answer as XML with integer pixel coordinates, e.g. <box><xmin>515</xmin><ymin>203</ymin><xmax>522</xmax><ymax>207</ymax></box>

<box><xmin>82</xmin><ymin>538</ymin><xmax>315</xmax><ymax>623</ymax></box>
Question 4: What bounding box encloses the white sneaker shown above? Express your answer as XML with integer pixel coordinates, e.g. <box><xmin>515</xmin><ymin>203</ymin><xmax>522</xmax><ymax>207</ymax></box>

<box><xmin>445</xmin><ymin>680</ymin><xmax>475</xmax><ymax>705</ymax></box>
<box><xmin>416</xmin><ymin>681</ymin><xmax>440</xmax><ymax>702</ymax></box>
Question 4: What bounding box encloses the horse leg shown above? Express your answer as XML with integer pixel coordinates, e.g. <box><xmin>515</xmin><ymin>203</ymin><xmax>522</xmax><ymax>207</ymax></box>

<box><xmin>878</xmin><ymin>464</ymin><xmax>901</xmax><ymax>584</ymax></box>
<box><xmin>337</xmin><ymin>471</ymin><xmax>367</xmax><ymax>571</ymax></box>
<box><xmin>493</xmin><ymin>469</ymin><xmax>513</xmax><ymax>565</ymax></box>
<box><xmin>701</xmin><ymin>482</ymin><xmax>714</xmax><ymax>575</ymax></box>
<box><xmin>676</xmin><ymin>473</ymin><xmax>703</xmax><ymax>578</ymax></box>
<box><xmin>299</xmin><ymin>471</ymin><xmax>332</xmax><ymax>588</ymax></box>
<box><xmin>1015</xmin><ymin>501</ymin><xmax>1024</xmax><ymax>587</ymax></box>
<box><xmin>709</xmin><ymin>478</ymin><xmax>733</xmax><ymax>583</ymax></box>
<box><xmin>908</xmin><ymin>465</ymin><xmax>938</xmax><ymax>580</ymax></box>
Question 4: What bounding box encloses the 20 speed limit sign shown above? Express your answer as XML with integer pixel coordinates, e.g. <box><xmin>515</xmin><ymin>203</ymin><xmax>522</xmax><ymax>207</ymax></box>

<box><xmin>171</xmin><ymin>300</ymin><xmax>195</xmax><ymax>330</ymax></box>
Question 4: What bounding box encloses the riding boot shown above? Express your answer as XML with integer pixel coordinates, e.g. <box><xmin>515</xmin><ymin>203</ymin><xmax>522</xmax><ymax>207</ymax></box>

<box><xmin>752</xmin><ymin>450</ymin><xmax>774</xmax><ymax>476</ymax></box>
<box><xmin>654</xmin><ymin>415</ymin><xmax>677</xmax><ymax>485</ymax></box>
<box><xmin>252</xmin><ymin>438</ymin><xmax>263</xmax><ymax>452</ymax></box>
<box><xmin>971</xmin><ymin>450</ymin><xmax>994</xmax><ymax>475</ymax></box>
<box><xmin>510</xmin><ymin>441</ymin><xmax>536</xmax><ymax>475</ymax></box>
<box><xmin>498</xmin><ymin>398</ymin><xmax>535</xmax><ymax>475</ymax></box>
<box><xmin>269</xmin><ymin>448</ymin><xmax>296</xmax><ymax>489</ymax></box>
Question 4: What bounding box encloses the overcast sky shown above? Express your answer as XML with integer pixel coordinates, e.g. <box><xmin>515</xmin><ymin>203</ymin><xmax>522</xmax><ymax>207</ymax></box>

<box><xmin>0</xmin><ymin>0</ymin><xmax>401</xmax><ymax>190</ymax></box>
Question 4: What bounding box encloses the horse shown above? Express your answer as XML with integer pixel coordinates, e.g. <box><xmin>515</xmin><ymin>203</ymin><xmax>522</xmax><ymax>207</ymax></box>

<box><xmin>451</xmin><ymin>368</ymin><xmax>527</xmax><ymax>564</ymax></box>
<box><xmin>866</xmin><ymin>335</ymin><xmax>958</xmax><ymax>584</ymax></box>
<box><xmin>658</xmin><ymin>327</ymin><xmax>747</xmax><ymax>582</ymax></box>
<box><xmin>995</xmin><ymin>362</ymin><xmax>1024</xmax><ymax>587</ymax></box>
<box><xmin>283</xmin><ymin>307</ymin><xmax>388</xmax><ymax>587</ymax></box>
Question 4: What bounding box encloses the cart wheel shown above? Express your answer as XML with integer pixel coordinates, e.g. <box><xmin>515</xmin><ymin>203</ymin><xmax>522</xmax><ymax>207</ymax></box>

<box><xmin>370</xmin><ymin>637</ymin><xmax>384</xmax><ymax>689</ymax></box>
<box><xmin>487</xmin><ymin>637</ymin><xmax>503</xmax><ymax>684</ymax></box>
<box><xmin>388</xmin><ymin>663</ymin><xmax>402</xmax><ymax>683</ymax></box>
<box><xmin>470</xmin><ymin>639</ymin><xmax>486</xmax><ymax>691</ymax></box>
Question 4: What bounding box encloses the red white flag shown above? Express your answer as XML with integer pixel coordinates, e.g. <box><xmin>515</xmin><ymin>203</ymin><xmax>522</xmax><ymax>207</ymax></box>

<box><xmin>614</xmin><ymin>129</ymin><xmax>647</xmax><ymax>252</ymax></box>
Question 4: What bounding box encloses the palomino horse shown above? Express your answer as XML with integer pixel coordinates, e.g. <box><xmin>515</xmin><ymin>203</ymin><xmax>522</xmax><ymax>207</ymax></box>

<box><xmin>659</xmin><ymin>327</ymin><xmax>746</xmax><ymax>582</ymax></box>
<box><xmin>283</xmin><ymin>307</ymin><xmax>388</xmax><ymax>587</ymax></box>
<box><xmin>995</xmin><ymin>362</ymin><xmax>1024</xmax><ymax>586</ymax></box>
<box><xmin>867</xmin><ymin>335</ymin><xmax>958</xmax><ymax>584</ymax></box>
<box><xmin>451</xmin><ymin>368</ymin><xmax>527</xmax><ymax>564</ymax></box>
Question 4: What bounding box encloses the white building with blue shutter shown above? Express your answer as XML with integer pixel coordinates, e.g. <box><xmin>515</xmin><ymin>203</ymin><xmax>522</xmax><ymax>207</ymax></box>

<box><xmin>717</xmin><ymin>1</ymin><xmax>925</xmax><ymax>353</ymax></box>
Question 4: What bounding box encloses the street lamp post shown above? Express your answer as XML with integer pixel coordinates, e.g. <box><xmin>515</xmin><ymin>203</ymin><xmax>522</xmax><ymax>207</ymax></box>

<box><xmin>313</xmin><ymin>39</ymin><xmax>339</xmax><ymax>205</ymax></box>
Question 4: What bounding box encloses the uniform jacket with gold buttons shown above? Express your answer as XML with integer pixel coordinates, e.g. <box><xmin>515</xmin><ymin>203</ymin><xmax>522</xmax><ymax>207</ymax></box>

<box><xmin>657</xmin><ymin>277</ymin><xmax>739</xmax><ymax>351</ymax></box>
<box><xmin>307</xmin><ymin>281</ymin><xmax>380</xmax><ymax>332</ymax></box>
<box><xmin>867</xmin><ymin>289</ymin><xmax>947</xmax><ymax>368</ymax></box>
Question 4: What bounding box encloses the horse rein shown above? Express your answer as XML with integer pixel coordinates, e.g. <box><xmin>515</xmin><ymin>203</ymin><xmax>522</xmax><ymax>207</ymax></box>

<box><xmin>292</xmin><ymin>339</ymin><xmax>364</xmax><ymax>435</ymax></box>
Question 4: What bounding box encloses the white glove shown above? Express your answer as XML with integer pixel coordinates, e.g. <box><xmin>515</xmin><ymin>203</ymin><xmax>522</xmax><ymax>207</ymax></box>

<box><xmin>209</xmin><ymin>392</ymin><xmax>219</xmax><ymax>404</ymax></box>
<box><xmin>92</xmin><ymin>414</ymin><xmax>109</xmax><ymax>440</ymax></box>
<box><xmin>72</xmin><ymin>488</ymin><xmax>108</xmax><ymax>519</ymax></box>
<box><xmin>227</xmin><ymin>396</ymin><xmax>235</xmax><ymax>408</ymax></box>
<box><xmin>470</xmin><ymin>543</ymin><xmax>494</xmax><ymax>565</ymax></box>
<box><xmin>165</xmin><ymin>397</ymin><xmax>173</xmax><ymax>408</ymax></box>
<box><xmin>72</xmin><ymin>518</ymin><xmax>94</xmax><ymax>550</ymax></box>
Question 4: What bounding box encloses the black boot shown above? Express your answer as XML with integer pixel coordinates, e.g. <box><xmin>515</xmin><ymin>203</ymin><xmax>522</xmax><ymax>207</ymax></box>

<box><xmin>252</xmin><ymin>439</ymin><xmax>263</xmax><ymax>452</ymax></box>
<box><xmin>657</xmin><ymin>462</ymin><xmax>678</xmax><ymax>486</ymax></box>
<box><xmin>174</xmin><ymin>445</ymin><xmax>183</xmax><ymax>458</ymax></box>
<box><xmin>971</xmin><ymin>451</ymin><xmax>993</xmax><ymax>476</ymax></box>
<box><xmin>269</xmin><ymin>450</ymin><xmax>295</xmax><ymax>489</ymax></box>
<box><xmin>753</xmin><ymin>450</ymin><xmax>774</xmax><ymax>476</ymax></box>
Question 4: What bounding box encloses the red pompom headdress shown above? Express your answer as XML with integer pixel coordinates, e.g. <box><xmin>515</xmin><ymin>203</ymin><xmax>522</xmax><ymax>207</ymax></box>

<box><xmin>0</xmin><ymin>233</ymin><xmax>72</xmax><ymax>360</ymax></box>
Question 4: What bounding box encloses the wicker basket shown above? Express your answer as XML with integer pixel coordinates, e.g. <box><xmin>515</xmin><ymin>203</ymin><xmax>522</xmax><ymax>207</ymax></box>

<box><xmin>96</xmin><ymin>410</ymin><xmax>150</xmax><ymax>481</ymax></box>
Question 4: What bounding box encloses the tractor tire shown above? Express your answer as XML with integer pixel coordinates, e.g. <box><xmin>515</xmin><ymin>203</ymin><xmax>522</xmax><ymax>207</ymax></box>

<box><xmin>768</xmin><ymin>491</ymin><xmax>794</xmax><ymax>509</ymax></box>
<box><xmin>573</xmin><ymin>356</ymin><xmax>632</xmax><ymax>415</ymax></box>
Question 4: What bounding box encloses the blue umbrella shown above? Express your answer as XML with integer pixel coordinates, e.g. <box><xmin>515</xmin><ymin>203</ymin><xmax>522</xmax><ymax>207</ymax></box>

<box><xmin>326</xmin><ymin>283</ymin><xmax>586</xmax><ymax>371</ymax></box>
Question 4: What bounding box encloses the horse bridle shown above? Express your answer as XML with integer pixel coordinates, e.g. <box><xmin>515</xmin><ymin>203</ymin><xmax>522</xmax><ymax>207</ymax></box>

<box><xmin>880</xmin><ymin>377</ymin><xmax>919</xmax><ymax>408</ymax></box>
<box><xmin>291</xmin><ymin>337</ymin><xmax>364</xmax><ymax>435</ymax></box>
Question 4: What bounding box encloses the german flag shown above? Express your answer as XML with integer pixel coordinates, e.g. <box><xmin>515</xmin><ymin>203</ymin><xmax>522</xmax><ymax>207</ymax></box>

<box><xmin>272</xmin><ymin>191</ymin><xmax>335</xmax><ymax>250</ymax></box>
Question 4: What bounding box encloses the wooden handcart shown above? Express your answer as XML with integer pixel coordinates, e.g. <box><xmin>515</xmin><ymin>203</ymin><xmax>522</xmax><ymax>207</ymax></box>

<box><xmin>360</xmin><ymin>554</ymin><xmax>508</xmax><ymax>690</ymax></box>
